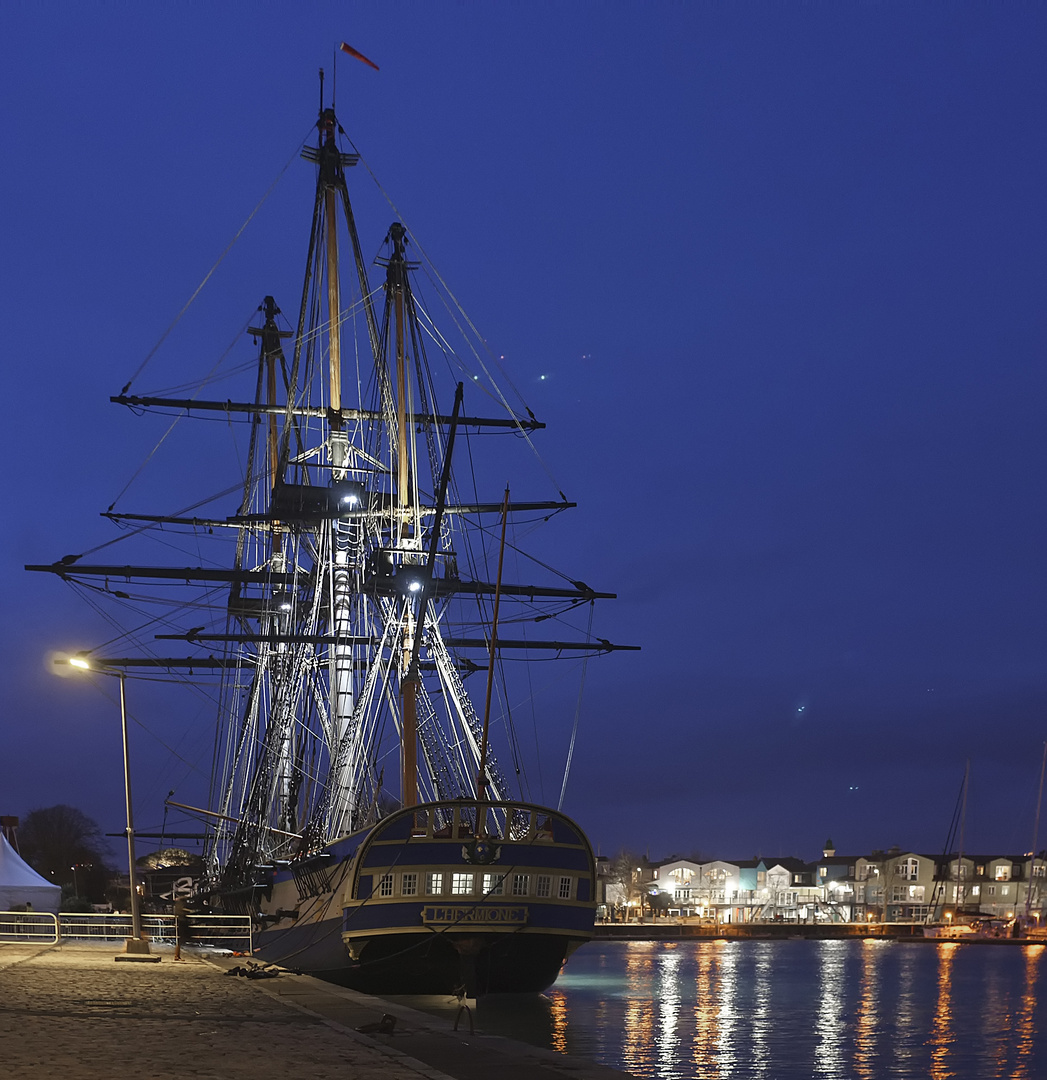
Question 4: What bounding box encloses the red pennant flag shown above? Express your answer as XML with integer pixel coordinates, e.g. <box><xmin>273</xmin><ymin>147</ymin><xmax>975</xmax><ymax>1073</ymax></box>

<box><xmin>340</xmin><ymin>42</ymin><xmax>380</xmax><ymax>72</ymax></box>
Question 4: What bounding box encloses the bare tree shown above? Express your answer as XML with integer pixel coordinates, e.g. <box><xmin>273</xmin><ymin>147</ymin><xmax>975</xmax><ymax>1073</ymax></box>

<box><xmin>19</xmin><ymin>805</ymin><xmax>110</xmax><ymax>886</ymax></box>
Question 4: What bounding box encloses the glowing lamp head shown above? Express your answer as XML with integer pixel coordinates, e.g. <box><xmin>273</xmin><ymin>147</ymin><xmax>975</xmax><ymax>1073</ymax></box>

<box><xmin>332</xmin><ymin>480</ymin><xmax>366</xmax><ymax>514</ymax></box>
<box><xmin>394</xmin><ymin>564</ymin><xmax>429</xmax><ymax>596</ymax></box>
<box><xmin>69</xmin><ymin>656</ymin><xmax>91</xmax><ymax>671</ymax></box>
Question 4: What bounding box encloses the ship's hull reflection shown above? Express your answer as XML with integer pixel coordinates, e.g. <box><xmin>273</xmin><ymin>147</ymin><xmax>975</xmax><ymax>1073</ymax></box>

<box><xmin>383</xmin><ymin>992</ymin><xmax>561</xmax><ymax>1048</ymax></box>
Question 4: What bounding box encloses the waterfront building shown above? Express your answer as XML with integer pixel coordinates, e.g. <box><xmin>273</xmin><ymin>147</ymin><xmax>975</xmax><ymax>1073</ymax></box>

<box><xmin>931</xmin><ymin>853</ymin><xmax>1047</xmax><ymax>920</ymax></box>
<box><xmin>651</xmin><ymin>859</ymin><xmax>702</xmax><ymax>915</ymax></box>
<box><xmin>619</xmin><ymin>843</ymin><xmax>1047</xmax><ymax>925</ymax></box>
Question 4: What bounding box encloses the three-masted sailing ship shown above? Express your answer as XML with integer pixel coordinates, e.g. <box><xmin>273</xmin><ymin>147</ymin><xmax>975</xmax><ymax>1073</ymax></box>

<box><xmin>28</xmin><ymin>78</ymin><xmax>634</xmax><ymax>994</ymax></box>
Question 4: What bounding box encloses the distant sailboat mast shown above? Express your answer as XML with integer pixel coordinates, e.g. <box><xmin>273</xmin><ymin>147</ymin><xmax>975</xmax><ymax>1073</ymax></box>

<box><xmin>1025</xmin><ymin>741</ymin><xmax>1047</xmax><ymax>924</ymax></box>
<box><xmin>956</xmin><ymin>760</ymin><xmax>969</xmax><ymax>910</ymax></box>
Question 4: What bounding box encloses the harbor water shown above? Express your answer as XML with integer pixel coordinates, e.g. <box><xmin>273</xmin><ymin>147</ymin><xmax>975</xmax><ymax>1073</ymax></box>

<box><xmin>465</xmin><ymin>938</ymin><xmax>1047</xmax><ymax>1078</ymax></box>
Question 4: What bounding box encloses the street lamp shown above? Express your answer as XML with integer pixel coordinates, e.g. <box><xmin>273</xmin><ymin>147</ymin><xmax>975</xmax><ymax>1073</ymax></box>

<box><xmin>64</xmin><ymin>655</ymin><xmax>149</xmax><ymax>956</ymax></box>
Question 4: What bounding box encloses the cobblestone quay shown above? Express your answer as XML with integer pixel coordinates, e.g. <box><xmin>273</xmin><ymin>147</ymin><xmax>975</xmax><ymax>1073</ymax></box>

<box><xmin>0</xmin><ymin>943</ymin><xmax>631</xmax><ymax>1080</ymax></box>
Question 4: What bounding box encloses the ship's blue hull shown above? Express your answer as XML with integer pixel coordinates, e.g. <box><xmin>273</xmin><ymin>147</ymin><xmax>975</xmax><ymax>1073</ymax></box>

<box><xmin>253</xmin><ymin>800</ymin><xmax>596</xmax><ymax>995</ymax></box>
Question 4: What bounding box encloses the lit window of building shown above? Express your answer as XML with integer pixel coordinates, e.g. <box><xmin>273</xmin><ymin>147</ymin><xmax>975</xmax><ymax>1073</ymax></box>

<box><xmin>425</xmin><ymin>872</ymin><xmax>443</xmax><ymax>895</ymax></box>
<box><xmin>897</xmin><ymin>859</ymin><xmax>918</xmax><ymax>881</ymax></box>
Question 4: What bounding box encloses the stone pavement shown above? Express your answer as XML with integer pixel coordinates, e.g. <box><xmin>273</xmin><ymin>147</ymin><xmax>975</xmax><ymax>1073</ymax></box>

<box><xmin>0</xmin><ymin>942</ymin><xmax>634</xmax><ymax>1080</ymax></box>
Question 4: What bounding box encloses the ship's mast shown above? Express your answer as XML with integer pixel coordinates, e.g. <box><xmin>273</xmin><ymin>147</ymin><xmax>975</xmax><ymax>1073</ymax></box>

<box><xmin>390</xmin><ymin>223</ymin><xmax>411</xmax><ymax>531</ymax></box>
<box><xmin>308</xmin><ymin>78</ymin><xmax>382</xmax><ymax>836</ymax></box>
<box><xmin>386</xmin><ymin>223</ymin><xmax>419</xmax><ymax>806</ymax></box>
<box><xmin>477</xmin><ymin>487</ymin><xmax>510</xmax><ymax>838</ymax></box>
<box><xmin>320</xmin><ymin>105</ymin><xmax>348</xmax><ymax>477</ymax></box>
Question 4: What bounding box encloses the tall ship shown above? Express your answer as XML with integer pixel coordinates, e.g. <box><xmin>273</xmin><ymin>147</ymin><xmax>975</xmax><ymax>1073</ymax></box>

<box><xmin>28</xmin><ymin>75</ymin><xmax>634</xmax><ymax>995</ymax></box>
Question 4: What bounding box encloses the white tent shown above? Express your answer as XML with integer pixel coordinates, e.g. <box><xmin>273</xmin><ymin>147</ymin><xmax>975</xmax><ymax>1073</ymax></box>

<box><xmin>0</xmin><ymin>834</ymin><xmax>62</xmax><ymax>913</ymax></box>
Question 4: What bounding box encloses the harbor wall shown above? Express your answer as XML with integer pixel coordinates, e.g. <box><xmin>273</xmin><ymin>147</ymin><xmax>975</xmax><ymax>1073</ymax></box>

<box><xmin>594</xmin><ymin>921</ymin><xmax>924</xmax><ymax>941</ymax></box>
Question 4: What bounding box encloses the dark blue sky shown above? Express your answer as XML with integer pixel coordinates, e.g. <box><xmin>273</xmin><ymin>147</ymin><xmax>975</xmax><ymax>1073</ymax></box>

<box><xmin>4</xmin><ymin>4</ymin><xmax>1047</xmax><ymax>864</ymax></box>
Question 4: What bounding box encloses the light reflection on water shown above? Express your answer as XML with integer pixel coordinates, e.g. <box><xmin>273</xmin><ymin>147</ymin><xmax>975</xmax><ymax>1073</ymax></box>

<box><xmin>853</xmin><ymin>938</ymin><xmax>885</xmax><ymax>1079</ymax></box>
<box><xmin>1014</xmin><ymin>945</ymin><xmax>1044</xmax><ymax>1078</ymax></box>
<box><xmin>929</xmin><ymin>942</ymin><xmax>956</xmax><ymax>1080</ymax></box>
<box><xmin>655</xmin><ymin>946</ymin><xmax>681</xmax><ymax>1073</ymax></box>
<box><xmin>815</xmin><ymin>941</ymin><xmax>846</xmax><ymax>1076</ymax></box>
<box><xmin>531</xmin><ymin>940</ymin><xmax>1047</xmax><ymax>1079</ymax></box>
<box><xmin>750</xmin><ymin>944</ymin><xmax>772</xmax><ymax>1080</ymax></box>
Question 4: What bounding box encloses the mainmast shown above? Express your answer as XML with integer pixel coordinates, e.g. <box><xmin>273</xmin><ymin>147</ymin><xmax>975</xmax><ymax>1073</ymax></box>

<box><xmin>311</xmin><ymin>87</ymin><xmax>373</xmax><ymax>824</ymax></box>
<box><xmin>320</xmin><ymin>104</ymin><xmax>348</xmax><ymax>477</ymax></box>
<box><xmin>388</xmin><ymin>223</ymin><xmax>413</xmax><ymax>533</ymax></box>
<box><xmin>387</xmin><ymin>222</ymin><xmax>420</xmax><ymax>807</ymax></box>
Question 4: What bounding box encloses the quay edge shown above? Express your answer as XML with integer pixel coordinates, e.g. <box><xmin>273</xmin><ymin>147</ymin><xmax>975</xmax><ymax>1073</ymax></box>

<box><xmin>592</xmin><ymin>922</ymin><xmax>1045</xmax><ymax>943</ymax></box>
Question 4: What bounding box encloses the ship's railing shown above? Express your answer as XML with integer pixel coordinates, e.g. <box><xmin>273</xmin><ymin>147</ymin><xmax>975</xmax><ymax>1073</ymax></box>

<box><xmin>0</xmin><ymin>912</ymin><xmax>252</xmax><ymax>952</ymax></box>
<box><xmin>0</xmin><ymin>911</ymin><xmax>59</xmax><ymax>944</ymax></box>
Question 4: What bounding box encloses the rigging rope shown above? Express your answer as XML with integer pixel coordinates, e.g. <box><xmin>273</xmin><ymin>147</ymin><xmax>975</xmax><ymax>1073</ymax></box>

<box><xmin>81</xmin><ymin>482</ymin><xmax>246</xmax><ymax>557</ymax></box>
<box><xmin>557</xmin><ymin>602</ymin><xmax>594</xmax><ymax>812</ymax></box>
<box><xmin>350</xmin><ymin>141</ymin><xmax>570</xmax><ymax>502</ymax></box>
<box><xmin>118</xmin><ymin>129</ymin><xmax>312</xmax><ymax>396</ymax></box>
<box><xmin>107</xmin><ymin>307</ymin><xmax>258</xmax><ymax>512</ymax></box>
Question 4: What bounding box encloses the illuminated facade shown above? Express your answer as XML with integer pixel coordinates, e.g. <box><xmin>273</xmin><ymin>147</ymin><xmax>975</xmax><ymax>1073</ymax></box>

<box><xmin>620</xmin><ymin>842</ymin><xmax>1047</xmax><ymax>924</ymax></box>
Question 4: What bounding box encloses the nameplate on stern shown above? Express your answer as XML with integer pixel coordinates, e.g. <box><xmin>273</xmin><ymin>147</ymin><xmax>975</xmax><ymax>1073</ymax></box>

<box><xmin>421</xmin><ymin>904</ymin><xmax>528</xmax><ymax>927</ymax></box>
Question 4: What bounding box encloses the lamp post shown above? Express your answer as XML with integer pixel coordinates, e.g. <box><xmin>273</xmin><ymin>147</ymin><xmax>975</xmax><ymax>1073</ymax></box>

<box><xmin>66</xmin><ymin>656</ymin><xmax>148</xmax><ymax>953</ymax></box>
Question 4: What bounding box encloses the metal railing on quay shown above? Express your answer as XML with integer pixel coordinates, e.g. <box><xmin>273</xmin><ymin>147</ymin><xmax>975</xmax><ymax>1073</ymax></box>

<box><xmin>58</xmin><ymin>912</ymin><xmax>172</xmax><ymax>942</ymax></box>
<box><xmin>0</xmin><ymin>912</ymin><xmax>253</xmax><ymax>953</ymax></box>
<box><xmin>0</xmin><ymin>911</ymin><xmax>59</xmax><ymax>944</ymax></box>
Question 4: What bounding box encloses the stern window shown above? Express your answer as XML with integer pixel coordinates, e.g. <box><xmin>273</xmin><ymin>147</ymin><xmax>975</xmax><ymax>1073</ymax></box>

<box><xmin>482</xmin><ymin>873</ymin><xmax>505</xmax><ymax>895</ymax></box>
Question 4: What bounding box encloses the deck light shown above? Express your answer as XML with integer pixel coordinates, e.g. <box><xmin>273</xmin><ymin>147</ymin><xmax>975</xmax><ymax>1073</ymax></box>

<box><xmin>395</xmin><ymin>564</ymin><xmax>428</xmax><ymax>595</ymax></box>
<box><xmin>332</xmin><ymin>480</ymin><xmax>366</xmax><ymax>512</ymax></box>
